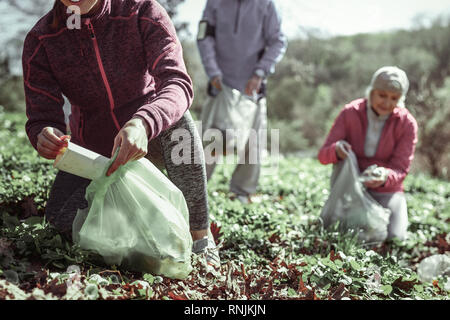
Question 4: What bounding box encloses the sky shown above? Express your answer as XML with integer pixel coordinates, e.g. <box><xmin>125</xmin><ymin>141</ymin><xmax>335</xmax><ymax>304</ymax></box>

<box><xmin>175</xmin><ymin>0</ymin><xmax>450</xmax><ymax>39</ymax></box>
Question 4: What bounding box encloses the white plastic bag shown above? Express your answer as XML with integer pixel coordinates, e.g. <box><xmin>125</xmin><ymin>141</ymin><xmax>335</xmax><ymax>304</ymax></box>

<box><xmin>72</xmin><ymin>152</ymin><xmax>193</xmax><ymax>279</ymax></box>
<box><xmin>320</xmin><ymin>150</ymin><xmax>391</xmax><ymax>243</ymax></box>
<box><xmin>417</xmin><ymin>254</ymin><xmax>450</xmax><ymax>289</ymax></box>
<box><xmin>201</xmin><ymin>83</ymin><xmax>259</xmax><ymax>153</ymax></box>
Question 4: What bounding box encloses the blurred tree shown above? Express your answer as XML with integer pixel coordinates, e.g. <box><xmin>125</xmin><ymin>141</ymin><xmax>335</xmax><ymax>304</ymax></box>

<box><xmin>5</xmin><ymin>0</ymin><xmax>51</xmax><ymax>17</ymax></box>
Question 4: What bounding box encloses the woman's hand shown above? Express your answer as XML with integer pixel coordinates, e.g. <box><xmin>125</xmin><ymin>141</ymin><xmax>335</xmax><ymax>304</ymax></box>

<box><xmin>37</xmin><ymin>127</ymin><xmax>69</xmax><ymax>160</ymax></box>
<box><xmin>335</xmin><ymin>140</ymin><xmax>352</xmax><ymax>160</ymax></box>
<box><xmin>363</xmin><ymin>179</ymin><xmax>385</xmax><ymax>189</ymax></box>
<box><xmin>362</xmin><ymin>166</ymin><xmax>388</xmax><ymax>189</ymax></box>
<box><xmin>211</xmin><ymin>76</ymin><xmax>222</xmax><ymax>91</ymax></box>
<box><xmin>245</xmin><ymin>75</ymin><xmax>262</xmax><ymax>97</ymax></box>
<box><xmin>106</xmin><ymin>117</ymin><xmax>150</xmax><ymax>176</ymax></box>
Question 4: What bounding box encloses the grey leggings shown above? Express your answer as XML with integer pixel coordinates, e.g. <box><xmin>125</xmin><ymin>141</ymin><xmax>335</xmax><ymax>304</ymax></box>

<box><xmin>45</xmin><ymin>111</ymin><xmax>210</xmax><ymax>240</ymax></box>
<box><xmin>368</xmin><ymin>191</ymin><xmax>408</xmax><ymax>240</ymax></box>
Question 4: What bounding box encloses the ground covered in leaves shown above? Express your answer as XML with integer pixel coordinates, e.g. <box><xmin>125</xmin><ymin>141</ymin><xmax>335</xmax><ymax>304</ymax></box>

<box><xmin>0</xmin><ymin>111</ymin><xmax>449</xmax><ymax>300</ymax></box>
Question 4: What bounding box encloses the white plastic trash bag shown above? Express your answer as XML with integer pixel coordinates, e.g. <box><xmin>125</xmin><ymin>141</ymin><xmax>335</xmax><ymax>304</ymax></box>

<box><xmin>201</xmin><ymin>83</ymin><xmax>259</xmax><ymax>153</ymax></box>
<box><xmin>320</xmin><ymin>150</ymin><xmax>391</xmax><ymax>243</ymax></box>
<box><xmin>417</xmin><ymin>254</ymin><xmax>450</xmax><ymax>289</ymax></box>
<box><xmin>72</xmin><ymin>151</ymin><xmax>193</xmax><ymax>279</ymax></box>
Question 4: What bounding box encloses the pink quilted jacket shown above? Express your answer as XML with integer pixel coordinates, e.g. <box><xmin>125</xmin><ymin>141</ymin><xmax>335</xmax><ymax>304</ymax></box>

<box><xmin>318</xmin><ymin>98</ymin><xmax>418</xmax><ymax>193</ymax></box>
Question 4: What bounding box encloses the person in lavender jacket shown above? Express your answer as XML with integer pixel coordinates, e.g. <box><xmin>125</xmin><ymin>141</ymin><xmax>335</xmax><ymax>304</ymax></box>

<box><xmin>318</xmin><ymin>66</ymin><xmax>418</xmax><ymax>240</ymax></box>
<box><xmin>22</xmin><ymin>0</ymin><xmax>219</xmax><ymax>266</ymax></box>
<box><xmin>197</xmin><ymin>0</ymin><xmax>287</xmax><ymax>204</ymax></box>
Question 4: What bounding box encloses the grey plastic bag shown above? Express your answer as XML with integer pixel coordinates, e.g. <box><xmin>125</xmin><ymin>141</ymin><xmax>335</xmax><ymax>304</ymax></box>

<box><xmin>417</xmin><ymin>254</ymin><xmax>450</xmax><ymax>289</ymax></box>
<box><xmin>320</xmin><ymin>150</ymin><xmax>391</xmax><ymax>243</ymax></box>
<box><xmin>201</xmin><ymin>83</ymin><xmax>258</xmax><ymax>153</ymax></box>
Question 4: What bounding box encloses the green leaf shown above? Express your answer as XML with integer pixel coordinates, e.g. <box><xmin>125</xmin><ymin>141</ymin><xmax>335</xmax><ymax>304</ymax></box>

<box><xmin>287</xmin><ymin>288</ymin><xmax>297</xmax><ymax>297</ymax></box>
<box><xmin>24</xmin><ymin>216</ymin><xmax>44</xmax><ymax>226</ymax></box>
<box><xmin>334</xmin><ymin>259</ymin><xmax>343</xmax><ymax>268</ymax></box>
<box><xmin>350</xmin><ymin>260</ymin><xmax>362</xmax><ymax>271</ymax></box>
<box><xmin>138</xmin><ymin>288</ymin><xmax>147</xmax><ymax>297</ymax></box>
<box><xmin>143</xmin><ymin>273</ymin><xmax>155</xmax><ymax>284</ymax></box>
<box><xmin>413</xmin><ymin>284</ymin><xmax>424</xmax><ymax>293</ymax></box>
<box><xmin>2</xmin><ymin>213</ymin><xmax>20</xmax><ymax>228</ymax></box>
<box><xmin>52</xmin><ymin>261</ymin><xmax>66</xmax><ymax>269</ymax></box>
<box><xmin>322</xmin><ymin>283</ymin><xmax>331</xmax><ymax>291</ymax></box>
<box><xmin>381</xmin><ymin>285</ymin><xmax>393</xmax><ymax>295</ymax></box>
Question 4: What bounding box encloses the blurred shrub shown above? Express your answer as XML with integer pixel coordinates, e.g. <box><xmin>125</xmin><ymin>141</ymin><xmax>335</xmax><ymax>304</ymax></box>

<box><xmin>0</xmin><ymin>76</ymin><xmax>25</xmax><ymax>112</ymax></box>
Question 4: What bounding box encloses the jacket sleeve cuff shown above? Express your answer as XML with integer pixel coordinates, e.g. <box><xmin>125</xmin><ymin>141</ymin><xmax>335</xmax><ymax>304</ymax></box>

<box><xmin>318</xmin><ymin>141</ymin><xmax>339</xmax><ymax>165</ymax></box>
<box><xmin>208</xmin><ymin>71</ymin><xmax>222</xmax><ymax>81</ymax></box>
<box><xmin>133</xmin><ymin>110</ymin><xmax>157</xmax><ymax>141</ymax></box>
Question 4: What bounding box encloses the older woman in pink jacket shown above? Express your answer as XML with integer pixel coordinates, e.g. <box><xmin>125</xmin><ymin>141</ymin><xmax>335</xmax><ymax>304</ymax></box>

<box><xmin>318</xmin><ymin>66</ymin><xmax>418</xmax><ymax>240</ymax></box>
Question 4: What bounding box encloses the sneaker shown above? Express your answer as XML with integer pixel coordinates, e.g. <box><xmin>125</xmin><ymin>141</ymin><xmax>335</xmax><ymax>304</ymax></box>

<box><xmin>236</xmin><ymin>195</ymin><xmax>251</xmax><ymax>204</ymax></box>
<box><xmin>192</xmin><ymin>235</ymin><xmax>221</xmax><ymax>268</ymax></box>
<box><xmin>230</xmin><ymin>193</ymin><xmax>251</xmax><ymax>204</ymax></box>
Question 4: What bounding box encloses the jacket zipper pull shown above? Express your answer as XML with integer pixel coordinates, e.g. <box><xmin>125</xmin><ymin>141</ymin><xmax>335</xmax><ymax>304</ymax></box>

<box><xmin>85</xmin><ymin>19</ymin><xmax>95</xmax><ymax>39</ymax></box>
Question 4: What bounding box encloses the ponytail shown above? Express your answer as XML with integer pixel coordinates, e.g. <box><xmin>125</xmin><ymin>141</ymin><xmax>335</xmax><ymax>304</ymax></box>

<box><xmin>50</xmin><ymin>1</ymin><xmax>66</xmax><ymax>29</ymax></box>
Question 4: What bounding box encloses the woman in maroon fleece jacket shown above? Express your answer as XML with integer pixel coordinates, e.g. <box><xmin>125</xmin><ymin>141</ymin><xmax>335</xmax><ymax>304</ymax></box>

<box><xmin>318</xmin><ymin>66</ymin><xmax>418</xmax><ymax>240</ymax></box>
<box><xmin>22</xmin><ymin>0</ymin><xmax>219</xmax><ymax>265</ymax></box>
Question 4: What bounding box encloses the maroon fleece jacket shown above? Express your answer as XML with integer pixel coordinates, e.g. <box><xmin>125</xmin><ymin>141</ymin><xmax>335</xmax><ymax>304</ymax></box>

<box><xmin>22</xmin><ymin>0</ymin><xmax>193</xmax><ymax>157</ymax></box>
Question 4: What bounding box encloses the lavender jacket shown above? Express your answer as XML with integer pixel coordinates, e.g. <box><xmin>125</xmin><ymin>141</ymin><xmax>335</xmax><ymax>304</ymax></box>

<box><xmin>197</xmin><ymin>0</ymin><xmax>287</xmax><ymax>93</ymax></box>
<box><xmin>22</xmin><ymin>0</ymin><xmax>193</xmax><ymax>157</ymax></box>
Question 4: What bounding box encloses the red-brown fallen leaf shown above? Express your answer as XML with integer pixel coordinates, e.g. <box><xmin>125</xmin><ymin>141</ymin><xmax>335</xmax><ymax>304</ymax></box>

<box><xmin>262</xmin><ymin>280</ymin><xmax>274</xmax><ymax>299</ymax></box>
<box><xmin>105</xmin><ymin>284</ymin><xmax>120</xmax><ymax>291</ymax></box>
<box><xmin>303</xmin><ymin>289</ymin><xmax>320</xmax><ymax>300</ymax></box>
<box><xmin>424</xmin><ymin>233</ymin><xmax>449</xmax><ymax>254</ymax></box>
<box><xmin>135</xmin><ymin>283</ymin><xmax>143</xmax><ymax>290</ymax></box>
<box><xmin>432</xmin><ymin>280</ymin><xmax>439</xmax><ymax>288</ymax></box>
<box><xmin>329</xmin><ymin>283</ymin><xmax>347</xmax><ymax>300</ymax></box>
<box><xmin>330</xmin><ymin>250</ymin><xmax>342</xmax><ymax>262</ymax></box>
<box><xmin>240</xmin><ymin>263</ymin><xmax>248</xmax><ymax>280</ymax></box>
<box><xmin>0</xmin><ymin>289</ymin><xmax>14</xmax><ymax>300</ymax></box>
<box><xmin>42</xmin><ymin>278</ymin><xmax>67</xmax><ymax>298</ymax></box>
<box><xmin>392</xmin><ymin>277</ymin><xmax>419</xmax><ymax>292</ymax></box>
<box><xmin>210</xmin><ymin>221</ymin><xmax>223</xmax><ymax>245</ymax></box>
<box><xmin>168</xmin><ymin>291</ymin><xmax>187</xmax><ymax>300</ymax></box>
<box><xmin>298</xmin><ymin>274</ymin><xmax>308</xmax><ymax>294</ymax></box>
<box><xmin>253</xmin><ymin>278</ymin><xmax>267</xmax><ymax>294</ymax></box>
<box><xmin>269</xmin><ymin>257</ymin><xmax>280</xmax><ymax>271</ymax></box>
<box><xmin>35</xmin><ymin>270</ymin><xmax>48</xmax><ymax>287</ymax></box>
<box><xmin>268</xmin><ymin>233</ymin><xmax>281</xmax><ymax>243</ymax></box>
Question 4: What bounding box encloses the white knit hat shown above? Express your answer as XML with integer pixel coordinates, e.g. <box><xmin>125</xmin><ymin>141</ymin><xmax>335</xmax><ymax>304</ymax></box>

<box><xmin>365</xmin><ymin>66</ymin><xmax>409</xmax><ymax>108</ymax></box>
